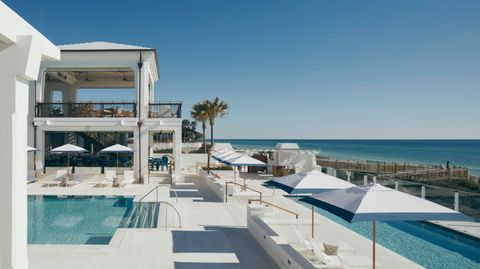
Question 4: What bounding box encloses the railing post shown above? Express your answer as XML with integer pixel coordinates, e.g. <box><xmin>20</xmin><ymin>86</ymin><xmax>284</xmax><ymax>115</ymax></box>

<box><xmin>421</xmin><ymin>186</ymin><xmax>425</xmax><ymax>199</ymax></box>
<box><xmin>395</xmin><ymin>181</ymin><xmax>399</xmax><ymax>190</ymax></box>
<box><xmin>225</xmin><ymin>182</ymin><xmax>228</xmax><ymax>203</ymax></box>
<box><xmin>454</xmin><ymin>192</ymin><xmax>459</xmax><ymax>211</ymax></box>
<box><xmin>364</xmin><ymin>175</ymin><xmax>368</xmax><ymax>185</ymax></box>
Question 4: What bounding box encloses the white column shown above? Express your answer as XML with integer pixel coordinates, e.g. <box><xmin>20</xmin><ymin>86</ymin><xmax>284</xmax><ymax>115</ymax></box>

<box><xmin>421</xmin><ymin>186</ymin><xmax>426</xmax><ymax>199</ymax></box>
<box><xmin>173</xmin><ymin>127</ymin><xmax>183</xmax><ymax>183</ymax></box>
<box><xmin>0</xmin><ymin>3</ymin><xmax>59</xmax><ymax>268</ymax></box>
<box><xmin>363</xmin><ymin>175</ymin><xmax>368</xmax><ymax>185</ymax></box>
<box><xmin>133</xmin><ymin>126</ymin><xmax>149</xmax><ymax>184</ymax></box>
<box><xmin>35</xmin><ymin>129</ymin><xmax>45</xmax><ymax>174</ymax></box>
<box><xmin>0</xmin><ymin>76</ymin><xmax>29</xmax><ymax>269</ymax></box>
<box><xmin>346</xmin><ymin>171</ymin><xmax>351</xmax><ymax>182</ymax></box>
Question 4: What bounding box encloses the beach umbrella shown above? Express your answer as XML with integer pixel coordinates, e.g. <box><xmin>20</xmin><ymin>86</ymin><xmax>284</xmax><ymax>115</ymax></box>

<box><xmin>226</xmin><ymin>155</ymin><xmax>267</xmax><ymax>185</ymax></box>
<box><xmin>266</xmin><ymin>169</ymin><xmax>355</xmax><ymax>194</ymax></box>
<box><xmin>213</xmin><ymin>150</ymin><xmax>238</xmax><ymax>163</ymax></box>
<box><xmin>300</xmin><ymin>183</ymin><xmax>472</xmax><ymax>269</ymax></box>
<box><xmin>27</xmin><ymin>146</ymin><xmax>39</xmax><ymax>171</ymax></box>
<box><xmin>100</xmin><ymin>144</ymin><xmax>134</xmax><ymax>173</ymax></box>
<box><xmin>50</xmin><ymin>144</ymin><xmax>88</xmax><ymax>175</ymax></box>
<box><xmin>266</xmin><ymin>170</ymin><xmax>355</xmax><ymax>238</ymax></box>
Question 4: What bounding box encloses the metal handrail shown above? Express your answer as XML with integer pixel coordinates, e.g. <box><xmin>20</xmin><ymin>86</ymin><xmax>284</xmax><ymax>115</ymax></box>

<box><xmin>225</xmin><ymin>181</ymin><xmax>262</xmax><ymax>203</ymax></box>
<box><xmin>248</xmin><ymin>198</ymin><xmax>299</xmax><ymax>219</ymax></box>
<box><xmin>138</xmin><ymin>184</ymin><xmax>178</xmax><ymax>203</ymax></box>
<box><xmin>159</xmin><ymin>201</ymin><xmax>182</xmax><ymax>230</ymax></box>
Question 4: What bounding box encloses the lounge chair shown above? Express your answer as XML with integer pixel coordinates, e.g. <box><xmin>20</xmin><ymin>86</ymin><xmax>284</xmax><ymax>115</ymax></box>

<box><xmin>99</xmin><ymin>170</ymin><xmax>116</xmax><ymax>187</ymax></box>
<box><xmin>27</xmin><ymin>170</ymin><xmax>36</xmax><ymax>183</ymax></box>
<box><xmin>121</xmin><ymin>170</ymin><xmax>135</xmax><ymax>186</ymax></box>
<box><xmin>290</xmin><ymin>225</ymin><xmax>314</xmax><ymax>255</ymax></box>
<box><xmin>44</xmin><ymin>170</ymin><xmax>67</xmax><ymax>187</ymax></box>
<box><xmin>66</xmin><ymin>172</ymin><xmax>83</xmax><ymax>187</ymax></box>
<box><xmin>311</xmin><ymin>241</ymin><xmax>343</xmax><ymax>269</ymax></box>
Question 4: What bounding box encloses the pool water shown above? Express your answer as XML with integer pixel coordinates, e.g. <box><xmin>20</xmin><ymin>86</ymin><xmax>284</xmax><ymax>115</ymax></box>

<box><xmin>28</xmin><ymin>196</ymin><xmax>134</xmax><ymax>245</ymax></box>
<box><xmin>295</xmin><ymin>199</ymin><xmax>480</xmax><ymax>269</ymax></box>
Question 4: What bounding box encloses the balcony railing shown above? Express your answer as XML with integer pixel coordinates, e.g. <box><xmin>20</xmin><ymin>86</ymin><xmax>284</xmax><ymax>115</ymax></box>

<box><xmin>35</xmin><ymin>102</ymin><xmax>137</xmax><ymax>118</ymax></box>
<box><xmin>149</xmin><ymin>102</ymin><xmax>182</xmax><ymax>118</ymax></box>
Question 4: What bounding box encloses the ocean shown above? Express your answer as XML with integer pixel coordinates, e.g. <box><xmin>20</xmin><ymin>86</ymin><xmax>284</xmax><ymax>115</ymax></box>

<box><xmin>215</xmin><ymin>139</ymin><xmax>480</xmax><ymax>176</ymax></box>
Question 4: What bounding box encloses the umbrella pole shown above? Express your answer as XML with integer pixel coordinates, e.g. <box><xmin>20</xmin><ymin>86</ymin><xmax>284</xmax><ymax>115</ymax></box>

<box><xmin>116</xmin><ymin>152</ymin><xmax>119</xmax><ymax>175</ymax></box>
<box><xmin>311</xmin><ymin>205</ymin><xmax>315</xmax><ymax>239</ymax></box>
<box><xmin>372</xmin><ymin>221</ymin><xmax>376</xmax><ymax>269</ymax></box>
<box><xmin>67</xmin><ymin>152</ymin><xmax>70</xmax><ymax>176</ymax></box>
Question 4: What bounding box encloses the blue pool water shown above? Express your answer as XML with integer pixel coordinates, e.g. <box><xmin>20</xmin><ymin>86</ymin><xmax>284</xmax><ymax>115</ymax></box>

<box><xmin>295</xmin><ymin>199</ymin><xmax>480</xmax><ymax>269</ymax></box>
<box><xmin>217</xmin><ymin>139</ymin><xmax>480</xmax><ymax>176</ymax></box>
<box><xmin>28</xmin><ymin>196</ymin><xmax>134</xmax><ymax>244</ymax></box>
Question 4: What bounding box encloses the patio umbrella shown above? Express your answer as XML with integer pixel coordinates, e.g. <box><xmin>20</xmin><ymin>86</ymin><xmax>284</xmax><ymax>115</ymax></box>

<box><xmin>50</xmin><ymin>144</ymin><xmax>88</xmax><ymax>175</ymax></box>
<box><xmin>27</xmin><ymin>146</ymin><xmax>39</xmax><ymax>171</ymax></box>
<box><xmin>266</xmin><ymin>170</ymin><xmax>355</xmax><ymax>238</ymax></box>
<box><xmin>300</xmin><ymin>183</ymin><xmax>472</xmax><ymax>269</ymax></box>
<box><xmin>225</xmin><ymin>155</ymin><xmax>267</xmax><ymax>185</ymax></box>
<box><xmin>100</xmin><ymin>144</ymin><xmax>134</xmax><ymax>174</ymax></box>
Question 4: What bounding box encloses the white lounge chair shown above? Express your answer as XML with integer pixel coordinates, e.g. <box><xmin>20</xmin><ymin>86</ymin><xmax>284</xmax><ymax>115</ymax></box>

<box><xmin>66</xmin><ymin>172</ymin><xmax>83</xmax><ymax>187</ymax></box>
<box><xmin>27</xmin><ymin>170</ymin><xmax>36</xmax><ymax>183</ymax></box>
<box><xmin>44</xmin><ymin>170</ymin><xmax>67</xmax><ymax>187</ymax></box>
<box><xmin>99</xmin><ymin>170</ymin><xmax>116</xmax><ymax>187</ymax></box>
<box><xmin>290</xmin><ymin>225</ymin><xmax>314</xmax><ymax>255</ymax></box>
<box><xmin>311</xmin><ymin>241</ymin><xmax>343</xmax><ymax>269</ymax></box>
<box><xmin>121</xmin><ymin>170</ymin><xmax>135</xmax><ymax>186</ymax></box>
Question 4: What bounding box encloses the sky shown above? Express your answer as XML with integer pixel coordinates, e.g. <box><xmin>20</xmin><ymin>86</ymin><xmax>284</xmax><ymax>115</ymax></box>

<box><xmin>6</xmin><ymin>0</ymin><xmax>480</xmax><ymax>139</ymax></box>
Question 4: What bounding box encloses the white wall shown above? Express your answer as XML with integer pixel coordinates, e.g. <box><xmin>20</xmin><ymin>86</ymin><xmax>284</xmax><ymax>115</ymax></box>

<box><xmin>0</xmin><ymin>2</ymin><xmax>60</xmax><ymax>269</ymax></box>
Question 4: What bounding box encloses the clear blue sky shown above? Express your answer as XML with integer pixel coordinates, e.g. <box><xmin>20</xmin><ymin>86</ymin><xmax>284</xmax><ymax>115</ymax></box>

<box><xmin>7</xmin><ymin>0</ymin><xmax>480</xmax><ymax>139</ymax></box>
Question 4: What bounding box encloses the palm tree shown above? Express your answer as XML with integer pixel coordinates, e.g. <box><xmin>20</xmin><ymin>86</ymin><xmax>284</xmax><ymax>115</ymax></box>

<box><xmin>205</xmin><ymin>97</ymin><xmax>229</xmax><ymax>148</ymax></box>
<box><xmin>191</xmin><ymin>102</ymin><xmax>209</xmax><ymax>153</ymax></box>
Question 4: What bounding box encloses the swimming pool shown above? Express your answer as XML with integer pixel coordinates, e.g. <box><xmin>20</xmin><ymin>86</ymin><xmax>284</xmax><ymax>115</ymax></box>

<box><xmin>28</xmin><ymin>196</ymin><xmax>135</xmax><ymax>245</ymax></box>
<box><xmin>295</xmin><ymin>199</ymin><xmax>480</xmax><ymax>269</ymax></box>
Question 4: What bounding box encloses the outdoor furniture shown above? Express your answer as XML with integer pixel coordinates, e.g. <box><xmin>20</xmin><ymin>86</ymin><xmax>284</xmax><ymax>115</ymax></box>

<box><xmin>323</xmin><ymin>242</ymin><xmax>339</xmax><ymax>255</ymax></box>
<box><xmin>27</xmin><ymin>170</ymin><xmax>36</xmax><ymax>183</ymax></box>
<box><xmin>112</xmin><ymin>177</ymin><xmax>120</xmax><ymax>187</ymax></box>
<box><xmin>99</xmin><ymin>170</ymin><xmax>116</xmax><ymax>187</ymax></box>
<box><xmin>312</xmin><ymin>241</ymin><xmax>343</xmax><ymax>269</ymax></box>
<box><xmin>121</xmin><ymin>170</ymin><xmax>135</xmax><ymax>186</ymax></box>
<box><xmin>44</xmin><ymin>170</ymin><xmax>67</xmax><ymax>187</ymax></box>
<box><xmin>160</xmin><ymin>156</ymin><xmax>169</xmax><ymax>171</ymax></box>
<box><xmin>66</xmin><ymin>172</ymin><xmax>82</xmax><ymax>187</ymax></box>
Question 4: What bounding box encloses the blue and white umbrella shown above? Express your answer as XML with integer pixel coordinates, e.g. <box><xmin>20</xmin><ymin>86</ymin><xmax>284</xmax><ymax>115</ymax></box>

<box><xmin>300</xmin><ymin>183</ymin><xmax>472</xmax><ymax>269</ymax></box>
<box><xmin>266</xmin><ymin>170</ymin><xmax>355</xmax><ymax>239</ymax></box>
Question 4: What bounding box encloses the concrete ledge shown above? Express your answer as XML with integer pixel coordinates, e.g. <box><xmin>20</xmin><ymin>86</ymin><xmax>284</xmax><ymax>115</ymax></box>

<box><xmin>247</xmin><ymin>205</ymin><xmax>316</xmax><ymax>269</ymax></box>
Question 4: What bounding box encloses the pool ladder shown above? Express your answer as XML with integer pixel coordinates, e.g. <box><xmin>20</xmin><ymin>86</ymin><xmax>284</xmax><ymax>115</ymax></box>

<box><xmin>123</xmin><ymin>184</ymin><xmax>181</xmax><ymax>229</ymax></box>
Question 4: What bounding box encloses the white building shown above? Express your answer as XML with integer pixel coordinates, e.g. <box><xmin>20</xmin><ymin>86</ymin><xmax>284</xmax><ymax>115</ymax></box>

<box><xmin>29</xmin><ymin>41</ymin><xmax>183</xmax><ymax>183</ymax></box>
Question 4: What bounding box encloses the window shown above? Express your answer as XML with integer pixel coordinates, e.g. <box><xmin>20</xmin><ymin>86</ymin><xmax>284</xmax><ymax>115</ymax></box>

<box><xmin>51</xmin><ymin>90</ymin><xmax>63</xmax><ymax>103</ymax></box>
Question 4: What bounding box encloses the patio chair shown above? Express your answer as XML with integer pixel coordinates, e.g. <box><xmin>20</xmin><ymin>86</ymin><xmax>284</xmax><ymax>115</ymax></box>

<box><xmin>290</xmin><ymin>225</ymin><xmax>314</xmax><ymax>255</ymax></box>
<box><xmin>121</xmin><ymin>170</ymin><xmax>135</xmax><ymax>186</ymax></box>
<box><xmin>99</xmin><ymin>170</ymin><xmax>116</xmax><ymax>187</ymax></box>
<box><xmin>66</xmin><ymin>172</ymin><xmax>83</xmax><ymax>187</ymax></box>
<box><xmin>311</xmin><ymin>241</ymin><xmax>344</xmax><ymax>269</ymax></box>
<box><xmin>27</xmin><ymin>170</ymin><xmax>36</xmax><ymax>183</ymax></box>
<box><xmin>44</xmin><ymin>169</ymin><xmax>67</xmax><ymax>187</ymax></box>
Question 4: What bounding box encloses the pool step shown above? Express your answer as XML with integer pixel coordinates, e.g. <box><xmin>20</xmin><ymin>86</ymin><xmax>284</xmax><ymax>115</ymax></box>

<box><xmin>121</xmin><ymin>202</ymin><xmax>159</xmax><ymax>229</ymax></box>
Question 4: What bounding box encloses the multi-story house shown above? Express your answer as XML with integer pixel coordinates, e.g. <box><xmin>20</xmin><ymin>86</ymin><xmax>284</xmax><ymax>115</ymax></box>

<box><xmin>28</xmin><ymin>41</ymin><xmax>183</xmax><ymax>183</ymax></box>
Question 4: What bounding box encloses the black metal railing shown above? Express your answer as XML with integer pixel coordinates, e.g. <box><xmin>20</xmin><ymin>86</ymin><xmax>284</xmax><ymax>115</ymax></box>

<box><xmin>148</xmin><ymin>102</ymin><xmax>182</xmax><ymax>118</ymax></box>
<box><xmin>35</xmin><ymin>102</ymin><xmax>137</xmax><ymax>118</ymax></box>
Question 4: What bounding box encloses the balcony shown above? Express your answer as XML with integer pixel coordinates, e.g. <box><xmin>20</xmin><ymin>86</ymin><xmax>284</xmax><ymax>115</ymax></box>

<box><xmin>149</xmin><ymin>102</ymin><xmax>182</xmax><ymax>118</ymax></box>
<box><xmin>35</xmin><ymin>102</ymin><xmax>137</xmax><ymax>118</ymax></box>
